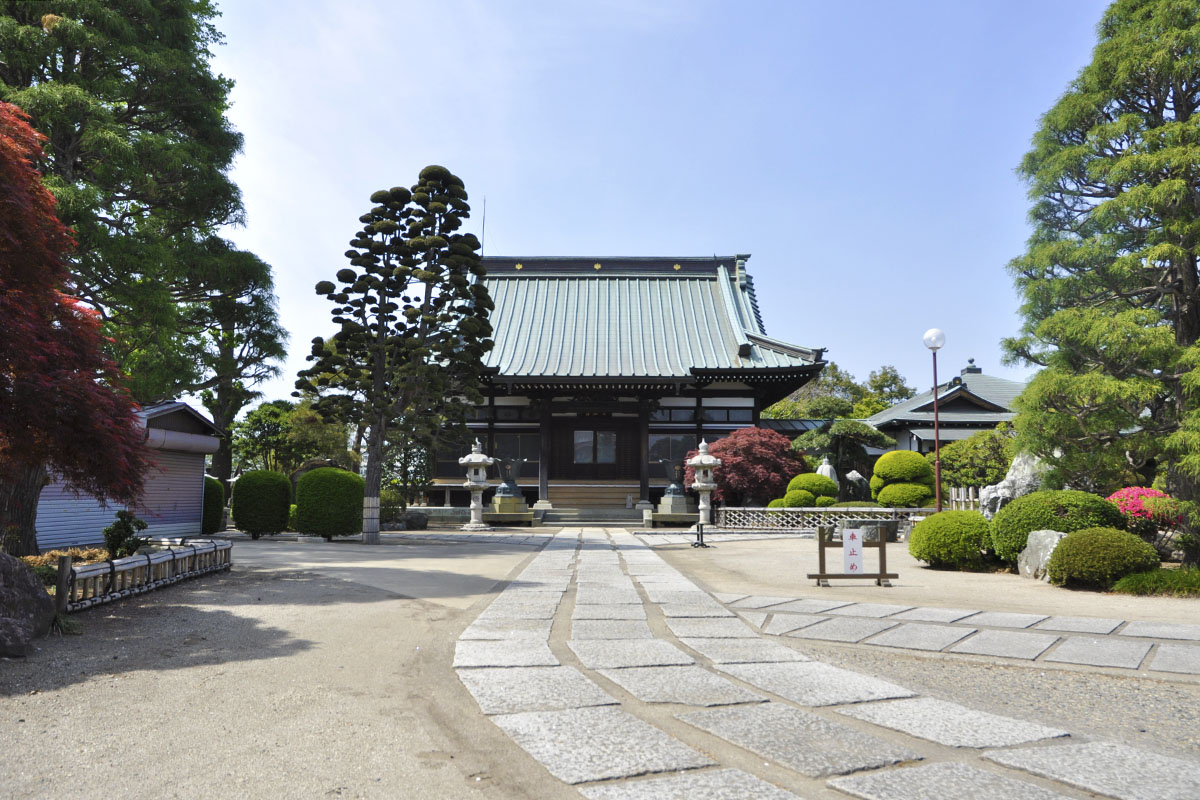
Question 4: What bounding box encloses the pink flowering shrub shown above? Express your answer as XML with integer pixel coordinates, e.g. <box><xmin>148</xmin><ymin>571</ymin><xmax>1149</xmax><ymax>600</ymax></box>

<box><xmin>1106</xmin><ymin>487</ymin><xmax>1181</xmax><ymax>538</ymax></box>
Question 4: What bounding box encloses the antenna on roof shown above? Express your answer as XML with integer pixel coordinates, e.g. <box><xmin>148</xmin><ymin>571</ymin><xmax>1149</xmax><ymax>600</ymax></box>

<box><xmin>480</xmin><ymin>195</ymin><xmax>487</xmax><ymax>254</ymax></box>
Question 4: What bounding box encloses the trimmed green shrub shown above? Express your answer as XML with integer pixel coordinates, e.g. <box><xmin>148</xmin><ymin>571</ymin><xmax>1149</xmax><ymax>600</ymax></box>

<box><xmin>202</xmin><ymin>476</ymin><xmax>225</xmax><ymax>536</ymax></box>
<box><xmin>908</xmin><ymin>510</ymin><xmax>991</xmax><ymax>570</ymax></box>
<box><xmin>873</xmin><ymin>450</ymin><xmax>934</xmax><ymax>485</ymax></box>
<box><xmin>782</xmin><ymin>489</ymin><xmax>816</xmax><ymax>508</ymax></box>
<box><xmin>814</xmin><ymin>495</ymin><xmax>836</xmax><ymax>507</ymax></box>
<box><xmin>786</xmin><ymin>473</ymin><xmax>838</xmax><ymax>499</ymax></box>
<box><xmin>876</xmin><ymin>482</ymin><xmax>932</xmax><ymax>508</ymax></box>
<box><xmin>295</xmin><ymin>467</ymin><xmax>364</xmax><ymax>540</ymax></box>
<box><xmin>1112</xmin><ymin>567</ymin><xmax>1200</xmax><ymax>597</ymax></box>
<box><xmin>991</xmin><ymin>490</ymin><xmax>1125</xmax><ymax>564</ymax></box>
<box><xmin>869</xmin><ymin>475</ymin><xmax>884</xmax><ymax>497</ymax></box>
<box><xmin>830</xmin><ymin>500</ymin><xmax>883</xmax><ymax>508</ymax></box>
<box><xmin>1046</xmin><ymin>527</ymin><xmax>1160</xmax><ymax>589</ymax></box>
<box><xmin>231</xmin><ymin>470</ymin><xmax>291</xmax><ymax>539</ymax></box>
<box><xmin>767</xmin><ymin>498</ymin><xmax>785</xmax><ymax>508</ymax></box>
<box><xmin>103</xmin><ymin>510</ymin><xmax>148</xmax><ymax>558</ymax></box>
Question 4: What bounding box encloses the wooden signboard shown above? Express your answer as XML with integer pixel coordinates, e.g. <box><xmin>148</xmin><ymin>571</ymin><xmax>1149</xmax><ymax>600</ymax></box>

<box><xmin>808</xmin><ymin>521</ymin><xmax>898</xmax><ymax>587</ymax></box>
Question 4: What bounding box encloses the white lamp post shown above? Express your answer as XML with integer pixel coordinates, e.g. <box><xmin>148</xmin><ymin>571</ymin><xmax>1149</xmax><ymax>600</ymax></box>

<box><xmin>922</xmin><ymin>328</ymin><xmax>945</xmax><ymax>513</ymax></box>
<box><xmin>687</xmin><ymin>440</ymin><xmax>722</xmax><ymax>527</ymax></box>
<box><xmin>459</xmin><ymin>440</ymin><xmax>495</xmax><ymax>531</ymax></box>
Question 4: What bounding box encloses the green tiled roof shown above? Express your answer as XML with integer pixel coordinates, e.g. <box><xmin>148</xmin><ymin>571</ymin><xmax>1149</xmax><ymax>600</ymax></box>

<box><xmin>480</xmin><ymin>256</ymin><xmax>822</xmax><ymax>382</ymax></box>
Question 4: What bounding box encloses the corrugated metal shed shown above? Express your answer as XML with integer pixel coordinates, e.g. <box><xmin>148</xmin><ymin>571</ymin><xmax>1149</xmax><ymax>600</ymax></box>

<box><xmin>479</xmin><ymin>256</ymin><xmax>821</xmax><ymax>381</ymax></box>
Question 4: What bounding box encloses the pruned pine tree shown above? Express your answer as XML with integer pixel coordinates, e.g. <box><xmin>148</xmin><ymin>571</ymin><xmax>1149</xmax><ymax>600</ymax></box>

<box><xmin>1005</xmin><ymin>0</ymin><xmax>1200</xmax><ymax>497</ymax></box>
<box><xmin>296</xmin><ymin>166</ymin><xmax>493</xmax><ymax>543</ymax></box>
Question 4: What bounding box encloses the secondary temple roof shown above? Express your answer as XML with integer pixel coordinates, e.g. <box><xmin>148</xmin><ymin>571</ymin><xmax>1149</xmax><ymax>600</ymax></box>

<box><xmin>478</xmin><ymin>256</ymin><xmax>824</xmax><ymax>388</ymax></box>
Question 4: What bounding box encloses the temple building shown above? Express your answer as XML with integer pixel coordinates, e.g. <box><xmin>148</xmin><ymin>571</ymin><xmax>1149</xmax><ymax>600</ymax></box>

<box><xmin>431</xmin><ymin>255</ymin><xmax>824</xmax><ymax>514</ymax></box>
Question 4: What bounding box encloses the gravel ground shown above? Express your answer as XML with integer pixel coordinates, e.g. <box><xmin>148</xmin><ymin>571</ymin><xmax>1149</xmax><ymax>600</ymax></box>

<box><xmin>0</xmin><ymin>564</ymin><xmax>579</xmax><ymax>800</ymax></box>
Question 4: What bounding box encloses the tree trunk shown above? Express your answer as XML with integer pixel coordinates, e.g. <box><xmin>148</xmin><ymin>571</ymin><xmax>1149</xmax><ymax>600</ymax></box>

<box><xmin>362</xmin><ymin>412</ymin><xmax>386</xmax><ymax>545</ymax></box>
<box><xmin>0</xmin><ymin>462</ymin><xmax>49</xmax><ymax>557</ymax></box>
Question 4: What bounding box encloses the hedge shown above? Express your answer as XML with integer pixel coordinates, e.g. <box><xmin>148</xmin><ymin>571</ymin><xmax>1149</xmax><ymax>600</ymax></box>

<box><xmin>876</xmin><ymin>482</ymin><xmax>932</xmax><ymax>508</ymax></box>
<box><xmin>873</xmin><ymin>450</ymin><xmax>934</xmax><ymax>485</ymax></box>
<box><xmin>231</xmin><ymin>470</ymin><xmax>291</xmax><ymax>539</ymax></box>
<box><xmin>202</xmin><ymin>476</ymin><xmax>225</xmax><ymax>536</ymax></box>
<box><xmin>767</xmin><ymin>498</ymin><xmax>785</xmax><ymax>508</ymax></box>
<box><xmin>814</xmin><ymin>495</ymin><xmax>836</xmax><ymax>507</ymax></box>
<box><xmin>908</xmin><ymin>510</ymin><xmax>991</xmax><ymax>570</ymax></box>
<box><xmin>782</xmin><ymin>489</ymin><xmax>816</xmax><ymax>508</ymax></box>
<box><xmin>1046</xmin><ymin>527</ymin><xmax>1160</xmax><ymax>589</ymax></box>
<box><xmin>295</xmin><ymin>467</ymin><xmax>364</xmax><ymax>540</ymax></box>
<box><xmin>991</xmin><ymin>490</ymin><xmax>1125</xmax><ymax>564</ymax></box>
<box><xmin>786</xmin><ymin>473</ymin><xmax>838</xmax><ymax>499</ymax></box>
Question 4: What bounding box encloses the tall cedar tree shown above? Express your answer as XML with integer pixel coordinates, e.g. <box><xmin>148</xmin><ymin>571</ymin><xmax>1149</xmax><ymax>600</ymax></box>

<box><xmin>1005</xmin><ymin>0</ymin><xmax>1200</xmax><ymax>498</ymax></box>
<box><xmin>0</xmin><ymin>2</ymin><xmax>285</xmax><ymax>403</ymax></box>
<box><xmin>296</xmin><ymin>166</ymin><xmax>493</xmax><ymax>544</ymax></box>
<box><xmin>683</xmin><ymin>428</ymin><xmax>806</xmax><ymax>507</ymax></box>
<box><xmin>0</xmin><ymin>102</ymin><xmax>148</xmax><ymax>556</ymax></box>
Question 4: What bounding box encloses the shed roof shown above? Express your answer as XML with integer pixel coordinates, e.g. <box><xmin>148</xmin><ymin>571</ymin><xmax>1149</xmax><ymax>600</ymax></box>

<box><xmin>479</xmin><ymin>256</ymin><xmax>823</xmax><ymax>388</ymax></box>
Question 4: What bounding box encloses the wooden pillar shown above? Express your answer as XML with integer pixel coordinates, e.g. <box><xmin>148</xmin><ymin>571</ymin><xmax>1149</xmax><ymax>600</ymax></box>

<box><xmin>539</xmin><ymin>398</ymin><xmax>551</xmax><ymax>503</ymax></box>
<box><xmin>694</xmin><ymin>386</ymin><xmax>703</xmax><ymax>444</ymax></box>
<box><xmin>638</xmin><ymin>398</ymin><xmax>650</xmax><ymax>503</ymax></box>
<box><xmin>487</xmin><ymin>384</ymin><xmax>496</xmax><ymax>455</ymax></box>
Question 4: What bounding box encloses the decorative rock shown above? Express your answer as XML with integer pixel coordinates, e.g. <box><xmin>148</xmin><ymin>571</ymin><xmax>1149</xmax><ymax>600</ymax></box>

<box><xmin>0</xmin><ymin>553</ymin><xmax>55</xmax><ymax>658</ymax></box>
<box><xmin>1018</xmin><ymin>530</ymin><xmax>1068</xmax><ymax>581</ymax></box>
<box><xmin>980</xmin><ymin>452</ymin><xmax>1048</xmax><ymax>520</ymax></box>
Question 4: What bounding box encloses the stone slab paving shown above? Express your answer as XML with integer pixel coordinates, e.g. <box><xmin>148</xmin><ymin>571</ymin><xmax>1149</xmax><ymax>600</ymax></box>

<box><xmin>574</xmin><ymin>589</ymin><xmax>643</xmax><ymax>606</ymax></box>
<box><xmin>1044</xmin><ymin>636</ymin><xmax>1152</xmax><ymax>669</ymax></box>
<box><xmin>786</xmin><ymin>617</ymin><xmax>899</xmax><ymax>643</ymax></box>
<box><xmin>568</xmin><ymin>639</ymin><xmax>696</xmax><ymax>669</ymax></box>
<box><xmin>666</xmin><ymin>618</ymin><xmax>759</xmax><ymax>639</ymax></box>
<box><xmin>768</xmin><ymin>598</ymin><xmax>852</xmax><ymax>614</ymax></box>
<box><xmin>827</xmin><ymin>762</ymin><xmax>1073</xmax><ymax>800</ymax></box>
<box><xmin>864</xmin><ymin>622</ymin><xmax>976</xmax><ymax>652</ymax></box>
<box><xmin>492</xmin><ymin>706</ymin><xmax>716</xmax><ymax>785</ymax></box>
<box><xmin>678</xmin><ymin>703</ymin><xmax>920</xmax><ymax>777</ymax></box>
<box><xmin>983</xmin><ymin>740</ymin><xmax>1200</xmax><ymax>800</ymax></box>
<box><xmin>455</xmin><ymin>667</ymin><xmax>617</xmax><ymax>715</ymax></box>
<box><xmin>763</xmin><ymin>614</ymin><xmax>825</xmax><ymax>636</ymax></box>
<box><xmin>658</xmin><ymin>603</ymin><xmax>735</xmax><ymax>618</ymax></box>
<box><xmin>717</xmin><ymin>661</ymin><xmax>916</xmax><ymax>706</ymax></box>
<box><xmin>679</xmin><ymin>637</ymin><xmax>810</xmax><ymax>664</ymax></box>
<box><xmin>571</xmin><ymin>620</ymin><xmax>655</xmax><ymax>640</ymax></box>
<box><xmin>1034</xmin><ymin>615</ymin><xmax>1123</xmax><ymax>634</ymax></box>
<box><xmin>735</xmin><ymin>611</ymin><xmax>768</xmax><ymax>628</ymax></box>
<box><xmin>949</xmin><ymin>629</ymin><xmax>1060</xmax><ymax>660</ymax></box>
<box><xmin>712</xmin><ymin>592</ymin><xmax>749</xmax><ymax>604</ymax></box>
<box><xmin>1149</xmin><ymin>643</ymin><xmax>1200</xmax><ymax>674</ymax></box>
<box><xmin>454</xmin><ymin>639</ymin><xmax>559</xmax><ymax>668</ymax></box>
<box><xmin>643</xmin><ymin>588</ymin><xmax>716</xmax><ymax>604</ymax></box>
<box><xmin>459</xmin><ymin>617</ymin><xmax>554</xmax><ymax>640</ymax></box>
<box><xmin>1120</xmin><ymin>621</ymin><xmax>1200</xmax><ymax>641</ymax></box>
<box><xmin>824</xmin><ymin>602</ymin><xmax>914</xmax><ymax>618</ymax></box>
<box><xmin>730</xmin><ymin>595</ymin><xmax>797</xmax><ymax>609</ymax></box>
<box><xmin>476</xmin><ymin>601</ymin><xmax>561</xmax><ymax>620</ymax></box>
<box><xmin>572</xmin><ymin>604</ymin><xmax>647</xmax><ymax>620</ymax></box>
<box><xmin>834</xmin><ymin>697</ymin><xmax>1069</xmax><ymax>748</ymax></box>
<box><xmin>889</xmin><ymin>606</ymin><xmax>980</xmax><ymax>623</ymax></box>
<box><xmin>579</xmin><ymin>768</ymin><xmax>804</xmax><ymax>800</ymax></box>
<box><xmin>597</xmin><ymin>665</ymin><xmax>768</xmax><ymax>706</ymax></box>
<box><xmin>960</xmin><ymin>611</ymin><xmax>1049</xmax><ymax>629</ymax></box>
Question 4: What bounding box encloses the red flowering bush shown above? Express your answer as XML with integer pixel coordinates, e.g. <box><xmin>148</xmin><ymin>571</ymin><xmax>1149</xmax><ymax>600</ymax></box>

<box><xmin>684</xmin><ymin>427</ymin><xmax>805</xmax><ymax>507</ymax></box>
<box><xmin>1107</xmin><ymin>487</ymin><xmax>1182</xmax><ymax>539</ymax></box>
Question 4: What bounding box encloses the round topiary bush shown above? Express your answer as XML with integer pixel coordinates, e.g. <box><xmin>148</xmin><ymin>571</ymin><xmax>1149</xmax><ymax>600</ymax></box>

<box><xmin>1046</xmin><ymin>527</ymin><xmax>1160</xmax><ymax>589</ymax></box>
<box><xmin>908</xmin><ymin>510</ymin><xmax>991</xmax><ymax>570</ymax></box>
<box><xmin>783</xmin><ymin>489</ymin><xmax>816</xmax><ymax>508</ymax></box>
<box><xmin>876</xmin><ymin>482</ymin><xmax>932</xmax><ymax>508</ymax></box>
<box><xmin>231</xmin><ymin>470</ymin><xmax>291</xmax><ymax>539</ymax></box>
<box><xmin>873</xmin><ymin>450</ymin><xmax>935</xmax><ymax>485</ymax></box>
<box><xmin>202</xmin><ymin>476</ymin><xmax>225</xmax><ymax>536</ymax></box>
<box><xmin>786</xmin><ymin>473</ymin><xmax>838</xmax><ymax>499</ymax></box>
<box><xmin>814</xmin><ymin>495</ymin><xmax>836</xmax><ymax>507</ymax></box>
<box><xmin>767</xmin><ymin>498</ymin><xmax>785</xmax><ymax>508</ymax></box>
<box><xmin>991</xmin><ymin>489</ymin><xmax>1125</xmax><ymax>564</ymax></box>
<box><xmin>295</xmin><ymin>467</ymin><xmax>364</xmax><ymax>540</ymax></box>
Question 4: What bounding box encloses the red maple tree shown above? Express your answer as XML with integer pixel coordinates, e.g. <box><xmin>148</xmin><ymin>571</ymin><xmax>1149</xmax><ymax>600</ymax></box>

<box><xmin>0</xmin><ymin>103</ymin><xmax>149</xmax><ymax>556</ymax></box>
<box><xmin>684</xmin><ymin>427</ymin><xmax>806</xmax><ymax>507</ymax></box>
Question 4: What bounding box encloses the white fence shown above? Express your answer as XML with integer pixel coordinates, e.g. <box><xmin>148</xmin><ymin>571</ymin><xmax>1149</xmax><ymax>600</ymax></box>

<box><xmin>947</xmin><ymin>487</ymin><xmax>981</xmax><ymax>511</ymax></box>
<box><xmin>714</xmin><ymin>507</ymin><xmax>929</xmax><ymax>534</ymax></box>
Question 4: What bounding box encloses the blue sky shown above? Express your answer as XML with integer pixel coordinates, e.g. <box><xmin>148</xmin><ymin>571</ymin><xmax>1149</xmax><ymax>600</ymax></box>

<box><xmin>208</xmin><ymin>0</ymin><xmax>1111</xmax><ymax>405</ymax></box>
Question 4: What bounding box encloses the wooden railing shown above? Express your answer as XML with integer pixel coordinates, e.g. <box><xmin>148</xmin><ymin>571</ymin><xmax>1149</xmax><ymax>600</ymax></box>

<box><xmin>714</xmin><ymin>506</ymin><xmax>929</xmax><ymax>534</ymax></box>
<box><xmin>54</xmin><ymin>539</ymin><xmax>233</xmax><ymax>614</ymax></box>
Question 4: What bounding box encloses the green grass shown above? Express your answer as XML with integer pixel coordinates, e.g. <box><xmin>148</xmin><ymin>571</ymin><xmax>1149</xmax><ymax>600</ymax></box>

<box><xmin>1110</xmin><ymin>567</ymin><xmax>1200</xmax><ymax>597</ymax></box>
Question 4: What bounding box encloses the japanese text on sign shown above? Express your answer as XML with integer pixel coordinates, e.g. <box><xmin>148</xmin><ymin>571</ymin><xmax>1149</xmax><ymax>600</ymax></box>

<box><xmin>843</xmin><ymin>528</ymin><xmax>864</xmax><ymax>574</ymax></box>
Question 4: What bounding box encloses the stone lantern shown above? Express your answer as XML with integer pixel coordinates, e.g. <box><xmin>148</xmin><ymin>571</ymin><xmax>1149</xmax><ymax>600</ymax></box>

<box><xmin>459</xmin><ymin>440</ymin><xmax>495</xmax><ymax>531</ymax></box>
<box><xmin>687</xmin><ymin>440</ymin><xmax>721</xmax><ymax>527</ymax></box>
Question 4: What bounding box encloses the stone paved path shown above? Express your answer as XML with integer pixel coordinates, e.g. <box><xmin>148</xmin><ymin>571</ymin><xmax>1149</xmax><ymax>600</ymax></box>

<box><xmin>454</xmin><ymin>528</ymin><xmax>1200</xmax><ymax>798</ymax></box>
